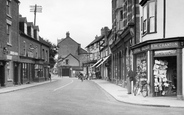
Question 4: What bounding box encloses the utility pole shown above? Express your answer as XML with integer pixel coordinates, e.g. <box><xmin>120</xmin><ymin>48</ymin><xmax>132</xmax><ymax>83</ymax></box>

<box><xmin>30</xmin><ymin>4</ymin><xmax>42</xmax><ymax>26</ymax></box>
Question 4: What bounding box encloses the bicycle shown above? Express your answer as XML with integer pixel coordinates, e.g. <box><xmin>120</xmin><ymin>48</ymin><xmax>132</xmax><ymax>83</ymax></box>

<box><xmin>162</xmin><ymin>80</ymin><xmax>176</xmax><ymax>96</ymax></box>
<box><xmin>134</xmin><ymin>78</ymin><xmax>148</xmax><ymax>97</ymax></box>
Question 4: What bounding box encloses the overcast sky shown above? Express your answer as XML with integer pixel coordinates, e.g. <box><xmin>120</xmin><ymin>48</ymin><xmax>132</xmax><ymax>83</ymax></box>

<box><xmin>19</xmin><ymin>0</ymin><xmax>112</xmax><ymax>48</ymax></box>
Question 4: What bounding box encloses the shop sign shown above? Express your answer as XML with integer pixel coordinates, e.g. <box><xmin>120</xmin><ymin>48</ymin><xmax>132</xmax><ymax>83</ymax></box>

<box><xmin>154</xmin><ymin>50</ymin><xmax>177</xmax><ymax>56</ymax></box>
<box><xmin>27</xmin><ymin>51</ymin><xmax>34</xmax><ymax>58</ymax></box>
<box><xmin>6</xmin><ymin>55</ymin><xmax>12</xmax><ymax>60</ymax></box>
<box><xmin>10</xmin><ymin>51</ymin><xmax>18</xmax><ymax>56</ymax></box>
<box><xmin>151</xmin><ymin>42</ymin><xmax>179</xmax><ymax>49</ymax></box>
<box><xmin>133</xmin><ymin>45</ymin><xmax>150</xmax><ymax>54</ymax></box>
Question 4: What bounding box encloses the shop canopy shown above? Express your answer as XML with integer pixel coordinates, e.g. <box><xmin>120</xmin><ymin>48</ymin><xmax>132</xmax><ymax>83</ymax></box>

<box><xmin>96</xmin><ymin>55</ymin><xmax>110</xmax><ymax>68</ymax></box>
<box><xmin>92</xmin><ymin>58</ymin><xmax>103</xmax><ymax>67</ymax></box>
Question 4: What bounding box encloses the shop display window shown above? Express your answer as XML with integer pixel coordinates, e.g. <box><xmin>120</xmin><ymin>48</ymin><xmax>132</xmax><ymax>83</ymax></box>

<box><xmin>153</xmin><ymin>57</ymin><xmax>177</xmax><ymax>96</ymax></box>
<box><xmin>135</xmin><ymin>53</ymin><xmax>147</xmax><ymax>82</ymax></box>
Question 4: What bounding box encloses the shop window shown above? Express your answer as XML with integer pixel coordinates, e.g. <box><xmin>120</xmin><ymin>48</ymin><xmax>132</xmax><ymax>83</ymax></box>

<box><xmin>153</xmin><ymin>57</ymin><xmax>177</xmax><ymax>96</ymax></box>
<box><xmin>142</xmin><ymin>0</ymin><xmax>156</xmax><ymax>35</ymax></box>
<box><xmin>135</xmin><ymin>53</ymin><xmax>147</xmax><ymax>81</ymax></box>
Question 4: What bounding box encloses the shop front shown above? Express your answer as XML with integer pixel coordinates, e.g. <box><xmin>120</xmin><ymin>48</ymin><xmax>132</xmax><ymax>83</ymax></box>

<box><xmin>132</xmin><ymin>39</ymin><xmax>183</xmax><ymax>99</ymax></box>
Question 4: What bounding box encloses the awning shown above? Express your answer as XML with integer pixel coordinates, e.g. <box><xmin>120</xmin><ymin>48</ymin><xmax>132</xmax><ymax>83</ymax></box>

<box><xmin>92</xmin><ymin>58</ymin><xmax>103</xmax><ymax>67</ymax></box>
<box><xmin>96</xmin><ymin>55</ymin><xmax>110</xmax><ymax>68</ymax></box>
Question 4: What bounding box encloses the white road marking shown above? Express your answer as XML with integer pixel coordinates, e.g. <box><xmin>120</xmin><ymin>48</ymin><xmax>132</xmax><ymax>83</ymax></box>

<box><xmin>53</xmin><ymin>79</ymin><xmax>74</xmax><ymax>91</ymax></box>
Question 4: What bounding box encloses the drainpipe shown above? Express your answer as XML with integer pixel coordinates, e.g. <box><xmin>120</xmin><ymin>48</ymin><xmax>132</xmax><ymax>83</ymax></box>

<box><xmin>163</xmin><ymin>0</ymin><xmax>166</xmax><ymax>38</ymax></box>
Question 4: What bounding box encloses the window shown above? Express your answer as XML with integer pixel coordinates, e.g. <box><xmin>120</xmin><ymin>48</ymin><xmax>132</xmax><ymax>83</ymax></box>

<box><xmin>23</xmin><ymin>41</ymin><xmax>26</xmax><ymax>56</ymax></box>
<box><xmin>142</xmin><ymin>0</ymin><xmax>156</xmax><ymax>35</ymax></box>
<box><xmin>7</xmin><ymin>24</ymin><xmax>11</xmax><ymax>44</ymax></box>
<box><xmin>42</xmin><ymin>49</ymin><xmax>45</xmax><ymax>59</ymax></box>
<box><xmin>6</xmin><ymin>0</ymin><xmax>11</xmax><ymax>16</ymax></box>
<box><xmin>66</xmin><ymin>59</ymin><xmax>69</xmax><ymax>65</ymax></box>
<box><xmin>35</xmin><ymin>46</ymin><xmax>38</xmax><ymax>58</ymax></box>
<box><xmin>120</xmin><ymin>10</ymin><xmax>123</xmax><ymax>20</ymax></box>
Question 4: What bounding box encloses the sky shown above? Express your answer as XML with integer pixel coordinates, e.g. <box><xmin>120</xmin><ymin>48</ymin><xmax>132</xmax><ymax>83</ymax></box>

<box><xmin>19</xmin><ymin>0</ymin><xmax>112</xmax><ymax>49</ymax></box>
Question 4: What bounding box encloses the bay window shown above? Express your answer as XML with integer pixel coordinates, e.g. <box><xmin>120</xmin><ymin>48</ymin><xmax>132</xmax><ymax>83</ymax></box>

<box><xmin>142</xmin><ymin>0</ymin><xmax>156</xmax><ymax>35</ymax></box>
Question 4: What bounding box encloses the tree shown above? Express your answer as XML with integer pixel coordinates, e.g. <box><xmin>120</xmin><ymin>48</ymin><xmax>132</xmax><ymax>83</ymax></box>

<box><xmin>45</xmin><ymin>40</ymin><xmax>58</xmax><ymax>68</ymax></box>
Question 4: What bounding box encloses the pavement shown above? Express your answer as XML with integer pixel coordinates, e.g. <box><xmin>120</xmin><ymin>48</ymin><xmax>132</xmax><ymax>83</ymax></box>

<box><xmin>1</xmin><ymin>75</ymin><xmax>184</xmax><ymax>108</ymax></box>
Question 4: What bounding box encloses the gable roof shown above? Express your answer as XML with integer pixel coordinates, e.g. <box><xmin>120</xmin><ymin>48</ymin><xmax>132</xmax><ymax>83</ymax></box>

<box><xmin>58</xmin><ymin>32</ymin><xmax>79</xmax><ymax>45</ymax></box>
<box><xmin>58</xmin><ymin>53</ymin><xmax>80</xmax><ymax>63</ymax></box>
<box><xmin>86</xmin><ymin>35</ymin><xmax>104</xmax><ymax>48</ymax></box>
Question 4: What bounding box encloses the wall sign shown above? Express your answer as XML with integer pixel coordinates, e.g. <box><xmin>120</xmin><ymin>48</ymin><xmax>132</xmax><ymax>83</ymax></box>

<box><xmin>133</xmin><ymin>45</ymin><xmax>150</xmax><ymax>54</ymax></box>
<box><xmin>151</xmin><ymin>42</ymin><xmax>179</xmax><ymax>49</ymax></box>
<box><xmin>154</xmin><ymin>50</ymin><xmax>177</xmax><ymax>56</ymax></box>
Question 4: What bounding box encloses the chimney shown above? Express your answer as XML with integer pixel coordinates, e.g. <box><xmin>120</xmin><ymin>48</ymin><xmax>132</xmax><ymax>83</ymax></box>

<box><xmin>66</xmin><ymin>31</ymin><xmax>70</xmax><ymax>38</ymax></box>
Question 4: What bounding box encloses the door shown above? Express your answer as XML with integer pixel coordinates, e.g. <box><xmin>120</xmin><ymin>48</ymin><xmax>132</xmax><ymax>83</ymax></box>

<box><xmin>62</xmin><ymin>68</ymin><xmax>70</xmax><ymax>76</ymax></box>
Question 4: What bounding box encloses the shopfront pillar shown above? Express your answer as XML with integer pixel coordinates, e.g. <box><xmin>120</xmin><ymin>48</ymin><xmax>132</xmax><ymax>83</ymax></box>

<box><xmin>177</xmin><ymin>48</ymin><xmax>182</xmax><ymax>99</ymax></box>
<box><xmin>149</xmin><ymin>50</ymin><xmax>154</xmax><ymax>96</ymax></box>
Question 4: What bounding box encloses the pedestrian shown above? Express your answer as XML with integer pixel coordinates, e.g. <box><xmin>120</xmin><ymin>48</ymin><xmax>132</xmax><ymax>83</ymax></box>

<box><xmin>127</xmin><ymin>66</ymin><xmax>134</xmax><ymax>94</ymax></box>
<box><xmin>49</xmin><ymin>72</ymin><xmax>51</xmax><ymax>81</ymax></box>
<box><xmin>79</xmin><ymin>72</ymin><xmax>83</xmax><ymax>82</ymax></box>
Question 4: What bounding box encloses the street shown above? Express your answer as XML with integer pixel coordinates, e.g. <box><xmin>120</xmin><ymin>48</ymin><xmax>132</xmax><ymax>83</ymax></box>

<box><xmin>0</xmin><ymin>77</ymin><xmax>183</xmax><ymax>115</ymax></box>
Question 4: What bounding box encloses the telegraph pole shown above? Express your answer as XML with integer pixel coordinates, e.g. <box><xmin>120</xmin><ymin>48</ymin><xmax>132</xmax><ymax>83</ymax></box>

<box><xmin>30</xmin><ymin>4</ymin><xmax>42</xmax><ymax>26</ymax></box>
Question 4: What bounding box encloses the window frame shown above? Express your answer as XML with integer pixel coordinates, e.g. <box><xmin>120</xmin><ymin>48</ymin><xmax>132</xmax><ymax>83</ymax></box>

<box><xmin>6</xmin><ymin>0</ymin><xmax>11</xmax><ymax>16</ymax></box>
<box><xmin>142</xmin><ymin>0</ymin><xmax>157</xmax><ymax>36</ymax></box>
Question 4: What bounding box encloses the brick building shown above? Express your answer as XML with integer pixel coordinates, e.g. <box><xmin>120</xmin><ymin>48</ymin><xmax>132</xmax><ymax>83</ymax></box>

<box><xmin>19</xmin><ymin>16</ymin><xmax>50</xmax><ymax>84</ymax></box>
<box><xmin>57</xmin><ymin>32</ymin><xmax>87</xmax><ymax>77</ymax></box>
<box><xmin>110</xmin><ymin>0</ymin><xmax>140</xmax><ymax>87</ymax></box>
<box><xmin>0</xmin><ymin>0</ymin><xmax>20</xmax><ymax>87</ymax></box>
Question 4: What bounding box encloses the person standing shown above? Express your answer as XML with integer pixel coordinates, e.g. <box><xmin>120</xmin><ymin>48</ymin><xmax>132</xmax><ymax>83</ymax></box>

<box><xmin>127</xmin><ymin>67</ymin><xmax>134</xmax><ymax>94</ymax></box>
<box><xmin>49</xmin><ymin>73</ymin><xmax>51</xmax><ymax>82</ymax></box>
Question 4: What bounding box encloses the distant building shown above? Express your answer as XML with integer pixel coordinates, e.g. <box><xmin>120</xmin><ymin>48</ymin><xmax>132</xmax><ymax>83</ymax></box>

<box><xmin>57</xmin><ymin>32</ymin><xmax>87</xmax><ymax>77</ymax></box>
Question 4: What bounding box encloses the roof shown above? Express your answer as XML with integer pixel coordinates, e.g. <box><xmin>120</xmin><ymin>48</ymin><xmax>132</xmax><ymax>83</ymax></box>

<box><xmin>86</xmin><ymin>35</ymin><xmax>104</xmax><ymax>48</ymax></box>
<box><xmin>58</xmin><ymin>53</ymin><xmax>80</xmax><ymax>63</ymax></box>
<box><xmin>58</xmin><ymin>32</ymin><xmax>79</xmax><ymax>45</ymax></box>
<box><xmin>19</xmin><ymin>17</ymin><xmax>27</xmax><ymax>23</ymax></box>
<box><xmin>39</xmin><ymin>37</ymin><xmax>51</xmax><ymax>47</ymax></box>
<box><xmin>79</xmin><ymin>47</ymin><xmax>87</xmax><ymax>54</ymax></box>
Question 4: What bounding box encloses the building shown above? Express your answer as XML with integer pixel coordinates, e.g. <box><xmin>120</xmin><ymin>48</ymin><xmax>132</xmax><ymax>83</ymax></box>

<box><xmin>110</xmin><ymin>0</ymin><xmax>140</xmax><ymax>87</ymax></box>
<box><xmin>19</xmin><ymin>15</ymin><xmax>50</xmax><ymax>83</ymax></box>
<box><xmin>131</xmin><ymin>0</ymin><xmax>184</xmax><ymax>99</ymax></box>
<box><xmin>0</xmin><ymin>0</ymin><xmax>20</xmax><ymax>87</ymax></box>
<box><xmin>57</xmin><ymin>32</ymin><xmax>87</xmax><ymax>77</ymax></box>
<box><xmin>85</xmin><ymin>27</ymin><xmax>111</xmax><ymax>79</ymax></box>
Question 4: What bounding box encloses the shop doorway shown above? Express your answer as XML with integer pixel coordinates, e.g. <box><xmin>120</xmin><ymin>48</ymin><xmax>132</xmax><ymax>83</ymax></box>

<box><xmin>0</xmin><ymin>62</ymin><xmax>5</xmax><ymax>86</ymax></box>
<box><xmin>13</xmin><ymin>62</ymin><xmax>19</xmax><ymax>85</ymax></box>
<box><xmin>153</xmin><ymin>56</ymin><xmax>177</xmax><ymax>96</ymax></box>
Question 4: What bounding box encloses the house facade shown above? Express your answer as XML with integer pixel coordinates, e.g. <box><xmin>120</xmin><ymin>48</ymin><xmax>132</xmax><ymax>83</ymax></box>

<box><xmin>0</xmin><ymin>0</ymin><xmax>50</xmax><ymax>87</ymax></box>
<box><xmin>19</xmin><ymin>16</ymin><xmax>50</xmax><ymax>83</ymax></box>
<box><xmin>130</xmin><ymin>0</ymin><xmax>184</xmax><ymax>99</ymax></box>
<box><xmin>57</xmin><ymin>32</ymin><xmax>87</xmax><ymax>77</ymax></box>
<box><xmin>0</xmin><ymin>0</ymin><xmax>20</xmax><ymax>87</ymax></box>
<box><xmin>110</xmin><ymin>0</ymin><xmax>140</xmax><ymax>87</ymax></box>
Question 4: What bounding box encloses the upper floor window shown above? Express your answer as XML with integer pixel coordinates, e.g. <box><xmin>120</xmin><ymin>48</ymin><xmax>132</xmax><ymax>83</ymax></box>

<box><xmin>66</xmin><ymin>59</ymin><xmax>69</xmax><ymax>65</ymax></box>
<box><xmin>42</xmin><ymin>49</ymin><xmax>45</xmax><ymax>59</ymax></box>
<box><xmin>6</xmin><ymin>0</ymin><xmax>11</xmax><ymax>16</ymax></box>
<box><xmin>23</xmin><ymin>41</ymin><xmax>26</xmax><ymax>56</ymax></box>
<box><xmin>142</xmin><ymin>0</ymin><xmax>156</xmax><ymax>35</ymax></box>
<box><xmin>7</xmin><ymin>24</ymin><xmax>11</xmax><ymax>45</ymax></box>
<box><xmin>35</xmin><ymin>46</ymin><xmax>38</xmax><ymax>58</ymax></box>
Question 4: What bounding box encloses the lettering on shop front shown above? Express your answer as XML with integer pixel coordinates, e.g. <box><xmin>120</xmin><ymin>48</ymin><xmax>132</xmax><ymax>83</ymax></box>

<box><xmin>151</xmin><ymin>42</ymin><xmax>179</xmax><ymax>49</ymax></box>
<box><xmin>154</xmin><ymin>50</ymin><xmax>177</xmax><ymax>56</ymax></box>
<box><xmin>133</xmin><ymin>45</ymin><xmax>150</xmax><ymax>54</ymax></box>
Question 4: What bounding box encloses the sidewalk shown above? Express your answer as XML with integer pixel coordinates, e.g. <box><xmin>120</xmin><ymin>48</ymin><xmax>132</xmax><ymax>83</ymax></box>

<box><xmin>93</xmin><ymin>79</ymin><xmax>184</xmax><ymax>108</ymax></box>
<box><xmin>0</xmin><ymin>75</ymin><xmax>60</xmax><ymax>94</ymax></box>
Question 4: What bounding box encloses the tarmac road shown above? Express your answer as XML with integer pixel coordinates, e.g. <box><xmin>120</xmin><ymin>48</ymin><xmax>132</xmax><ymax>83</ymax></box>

<box><xmin>0</xmin><ymin>77</ymin><xmax>183</xmax><ymax>115</ymax></box>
